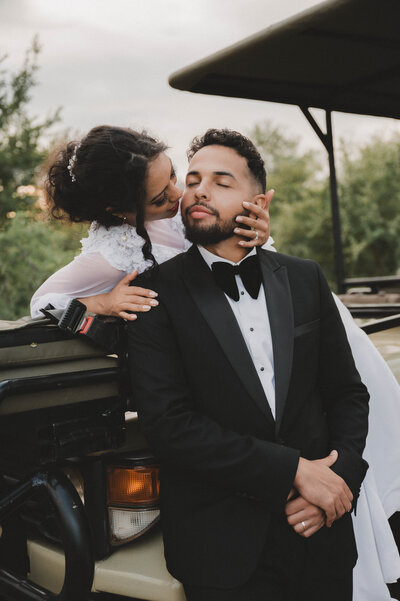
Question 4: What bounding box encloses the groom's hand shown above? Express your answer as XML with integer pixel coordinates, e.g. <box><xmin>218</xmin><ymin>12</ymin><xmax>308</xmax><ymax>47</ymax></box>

<box><xmin>285</xmin><ymin>495</ymin><xmax>326</xmax><ymax>538</ymax></box>
<box><xmin>293</xmin><ymin>450</ymin><xmax>353</xmax><ymax>527</ymax></box>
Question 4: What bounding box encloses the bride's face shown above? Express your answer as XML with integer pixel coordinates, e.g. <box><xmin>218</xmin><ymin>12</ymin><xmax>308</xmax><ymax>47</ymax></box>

<box><xmin>144</xmin><ymin>152</ymin><xmax>181</xmax><ymax>222</ymax></box>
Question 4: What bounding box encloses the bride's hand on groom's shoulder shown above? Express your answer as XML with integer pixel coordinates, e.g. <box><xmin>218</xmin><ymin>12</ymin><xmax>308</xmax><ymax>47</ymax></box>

<box><xmin>79</xmin><ymin>270</ymin><xmax>158</xmax><ymax>320</ymax></box>
<box><xmin>105</xmin><ymin>271</ymin><xmax>159</xmax><ymax>320</ymax></box>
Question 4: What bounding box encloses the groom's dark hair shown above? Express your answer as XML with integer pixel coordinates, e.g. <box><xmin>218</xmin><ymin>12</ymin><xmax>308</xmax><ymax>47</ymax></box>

<box><xmin>187</xmin><ymin>128</ymin><xmax>266</xmax><ymax>193</ymax></box>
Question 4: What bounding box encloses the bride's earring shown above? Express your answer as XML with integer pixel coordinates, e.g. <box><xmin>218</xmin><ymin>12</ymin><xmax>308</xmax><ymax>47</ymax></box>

<box><xmin>121</xmin><ymin>215</ymin><xmax>128</xmax><ymax>242</ymax></box>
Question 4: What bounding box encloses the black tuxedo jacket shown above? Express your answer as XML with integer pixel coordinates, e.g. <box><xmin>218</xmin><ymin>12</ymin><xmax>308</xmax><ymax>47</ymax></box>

<box><xmin>127</xmin><ymin>246</ymin><xmax>369</xmax><ymax>588</ymax></box>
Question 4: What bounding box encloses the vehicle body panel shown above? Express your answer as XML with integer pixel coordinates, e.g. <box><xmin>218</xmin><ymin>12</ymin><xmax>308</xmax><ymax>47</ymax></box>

<box><xmin>28</xmin><ymin>529</ymin><xmax>185</xmax><ymax>601</ymax></box>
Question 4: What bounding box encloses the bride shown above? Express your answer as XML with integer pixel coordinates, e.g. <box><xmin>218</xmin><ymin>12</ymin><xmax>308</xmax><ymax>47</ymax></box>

<box><xmin>31</xmin><ymin>125</ymin><xmax>400</xmax><ymax>601</ymax></box>
<box><xmin>31</xmin><ymin>125</ymin><xmax>272</xmax><ymax>320</ymax></box>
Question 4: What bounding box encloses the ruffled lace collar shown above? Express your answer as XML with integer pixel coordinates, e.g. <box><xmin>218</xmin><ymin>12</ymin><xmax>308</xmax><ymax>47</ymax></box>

<box><xmin>80</xmin><ymin>221</ymin><xmax>181</xmax><ymax>274</ymax></box>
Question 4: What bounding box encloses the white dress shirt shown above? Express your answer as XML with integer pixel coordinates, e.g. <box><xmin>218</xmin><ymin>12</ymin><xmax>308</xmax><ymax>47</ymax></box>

<box><xmin>198</xmin><ymin>246</ymin><xmax>276</xmax><ymax>419</ymax></box>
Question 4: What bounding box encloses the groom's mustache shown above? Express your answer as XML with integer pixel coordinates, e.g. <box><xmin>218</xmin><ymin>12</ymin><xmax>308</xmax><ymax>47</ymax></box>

<box><xmin>184</xmin><ymin>201</ymin><xmax>219</xmax><ymax>218</ymax></box>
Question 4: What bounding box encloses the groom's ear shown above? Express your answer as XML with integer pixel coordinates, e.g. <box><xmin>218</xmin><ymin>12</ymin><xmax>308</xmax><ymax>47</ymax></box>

<box><xmin>251</xmin><ymin>193</ymin><xmax>267</xmax><ymax>209</ymax></box>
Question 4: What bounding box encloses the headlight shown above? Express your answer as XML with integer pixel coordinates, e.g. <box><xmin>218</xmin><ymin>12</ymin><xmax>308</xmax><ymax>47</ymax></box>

<box><xmin>107</xmin><ymin>464</ymin><xmax>160</xmax><ymax>545</ymax></box>
<box><xmin>108</xmin><ymin>507</ymin><xmax>160</xmax><ymax>544</ymax></box>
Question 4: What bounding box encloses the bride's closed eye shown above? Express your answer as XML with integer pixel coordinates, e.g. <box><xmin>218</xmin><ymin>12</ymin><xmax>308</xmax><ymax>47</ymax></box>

<box><xmin>153</xmin><ymin>193</ymin><xmax>168</xmax><ymax>207</ymax></box>
<box><xmin>152</xmin><ymin>167</ymin><xmax>178</xmax><ymax>206</ymax></box>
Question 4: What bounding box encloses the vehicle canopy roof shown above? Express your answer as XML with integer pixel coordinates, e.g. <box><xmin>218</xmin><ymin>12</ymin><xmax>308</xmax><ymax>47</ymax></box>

<box><xmin>169</xmin><ymin>0</ymin><xmax>400</xmax><ymax>120</ymax></box>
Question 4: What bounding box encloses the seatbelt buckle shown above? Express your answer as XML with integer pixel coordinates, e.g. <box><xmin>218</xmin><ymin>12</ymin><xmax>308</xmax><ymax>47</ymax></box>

<box><xmin>58</xmin><ymin>299</ymin><xmax>88</xmax><ymax>333</ymax></box>
<box><xmin>42</xmin><ymin>299</ymin><xmax>121</xmax><ymax>354</ymax></box>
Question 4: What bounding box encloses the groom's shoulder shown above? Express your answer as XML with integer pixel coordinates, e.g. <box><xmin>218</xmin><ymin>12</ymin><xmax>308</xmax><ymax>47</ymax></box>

<box><xmin>156</xmin><ymin>251</ymin><xmax>187</xmax><ymax>281</ymax></box>
<box><xmin>260</xmin><ymin>248</ymin><xmax>324</xmax><ymax>286</ymax></box>
<box><xmin>133</xmin><ymin>251</ymin><xmax>187</xmax><ymax>291</ymax></box>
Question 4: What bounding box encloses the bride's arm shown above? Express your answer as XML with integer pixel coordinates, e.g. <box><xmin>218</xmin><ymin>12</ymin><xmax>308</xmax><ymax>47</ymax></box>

<box><xmin>31</xmin><ymin>252</ymin><xmax>157</xmax><ymax>320</ymax></box>
<box><xmin>31</xmin><ymin>196</ymin><xmax>273</xmax><ymax>320</ymax></box>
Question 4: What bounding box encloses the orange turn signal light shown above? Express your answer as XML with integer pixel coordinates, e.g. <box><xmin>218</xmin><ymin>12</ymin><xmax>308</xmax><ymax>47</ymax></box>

<box><xmin>107</xmin><ymin>466</ymin><xmax>160</xmax><ymax>506</ymax></box>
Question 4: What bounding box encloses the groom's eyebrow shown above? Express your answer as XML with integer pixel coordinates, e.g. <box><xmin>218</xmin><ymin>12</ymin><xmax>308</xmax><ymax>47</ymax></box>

<box><xmin>150</xmin><ymin>160</ymin><xmax>175</xmax><ymax>203</ymax></box>
<box><xmin>186</xmin><ymin>170</ymin><xmax>236</xmax><ymax>180</ymax></box>
<box><xmin>215</xmin><ymin>171</ymin><xmax>236</xmax><ymax>180</ymax></box>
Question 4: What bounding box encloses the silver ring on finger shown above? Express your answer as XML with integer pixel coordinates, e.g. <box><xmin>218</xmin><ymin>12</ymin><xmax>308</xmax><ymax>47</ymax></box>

<box><xmin>301</xmin><ymin>520</ymin><xmax>306</xmax><ymax>532</ymax></box>
<box><xmin>254</xmin><ymin>230</ymin><xmax>259</xmax><ymax>241</ymax></box>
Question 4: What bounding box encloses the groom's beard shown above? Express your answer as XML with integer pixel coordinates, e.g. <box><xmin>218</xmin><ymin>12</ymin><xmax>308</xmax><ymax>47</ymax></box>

<box><xmin>183</xmin><ymin>202</ymin><xmax>245</xmax><ymax>246</ymax></box>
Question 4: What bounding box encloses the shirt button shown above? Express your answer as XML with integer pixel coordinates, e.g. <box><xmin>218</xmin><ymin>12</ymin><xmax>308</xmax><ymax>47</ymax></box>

<box><xmin>250</xmin><ymin>327</ymin><xmax>254</xmax><ymax>332</ymax></box>
<box><xmin>240</xmin><ymin>291</ymin><xmax>245</xmax><ymax>295</ymax></box>
<box><xmin>260</xmin><ymin>367</ymin><xmax>265</xmax><ymax>372</ymax></box>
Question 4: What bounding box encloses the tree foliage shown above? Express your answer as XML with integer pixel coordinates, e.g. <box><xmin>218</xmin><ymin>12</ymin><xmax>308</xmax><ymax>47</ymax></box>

<box><xmin>0</xmin><ymin>39</ymin><xmax>82</xmax><ymax>320</ymax></box>
<box><xmin>0</xmin><ymin>37</ymin><xmax>60</xmax><ymax>229</ymax></box>
<box><xmin>0</xmin><ymin>214</ymin><xmax>85</xmax><ymax>320</ymax></box>
<box><xmin>250</xmin><ymin>121</ymin><xmax>400</xmax><ymax>289</ymax></box>
<box><xmin>251</xmin><ymin>122</ymin><xmax>336</xmax><ymax>283</ymax></box>
<box><xmin>339</xmin><ymin>136</ymin><xmax>400</xmax><ymax>277</ymax></box>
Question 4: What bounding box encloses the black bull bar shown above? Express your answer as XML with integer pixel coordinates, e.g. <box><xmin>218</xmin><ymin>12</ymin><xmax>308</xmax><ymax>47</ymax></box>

<box><xmin>0</xmin><ymin>469</ymin><xmax>93</xmax><ymax>601</ymax></box>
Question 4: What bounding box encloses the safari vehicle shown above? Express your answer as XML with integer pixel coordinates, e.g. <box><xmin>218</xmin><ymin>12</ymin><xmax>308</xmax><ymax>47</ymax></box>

<box><xmin>0</xmin><ymin>307</ymin><xmax>185</xmax><ymax>601</ymax></box>
<box><xmin>1</xmin><ymin>0</ymin><xmax>400</xmax><ymax>599</ymax></box>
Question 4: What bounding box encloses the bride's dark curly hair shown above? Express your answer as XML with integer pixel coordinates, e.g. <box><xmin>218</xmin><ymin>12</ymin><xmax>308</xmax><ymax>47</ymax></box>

<box><xmin>45</xmin><ymin>125</ymin><xmax>167</xmax><ymax>269</ymax></box>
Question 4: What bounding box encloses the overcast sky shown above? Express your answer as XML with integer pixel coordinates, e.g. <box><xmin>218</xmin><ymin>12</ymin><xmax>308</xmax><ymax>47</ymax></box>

<box><xmin>1</xmin><ymin>0</ymin><xmax>399</xmax><ymax>177</ymax></box>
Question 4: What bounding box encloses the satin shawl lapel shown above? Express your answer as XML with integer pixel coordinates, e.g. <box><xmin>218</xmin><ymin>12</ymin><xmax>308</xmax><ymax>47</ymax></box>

<box><xmin>181</xmin><ymin>246</ymin><xmax>274</xmax><ymax>425</ymax></box>
<box><xmin>258</xmin><ymin>249</ymin><xmax>294</xmax><ymax>433</ymax></box>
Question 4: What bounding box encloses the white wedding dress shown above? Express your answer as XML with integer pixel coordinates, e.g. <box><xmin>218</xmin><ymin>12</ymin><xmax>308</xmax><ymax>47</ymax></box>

<box><xmin>30</xmin><ymin>213</ymin><xmax>400</xmax><ymax>601</ymax></box>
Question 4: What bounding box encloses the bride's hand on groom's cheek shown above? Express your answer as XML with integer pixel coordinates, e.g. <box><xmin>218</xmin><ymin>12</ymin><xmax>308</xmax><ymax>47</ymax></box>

<box><xmin>234</xmin><ymin>189</ymin><xmax>274</xmax><ymax>248</ymax></box>
<box><xmin>97</xmin><ymin>270</ymin><xmax>159</xmax><ymax>320</ymax></box>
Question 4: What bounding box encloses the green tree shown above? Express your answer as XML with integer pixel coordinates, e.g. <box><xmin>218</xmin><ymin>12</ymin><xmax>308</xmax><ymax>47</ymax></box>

<box><xmin>250</xmin><ymin>121</ymin><xmax>336</xmax><ymax>284</ymax></box>
<box><xmin>0</xmin><ymin>37</ymin><xmax>60</xmax><ymax>229</ymax></box>
<box><xmin>250</xmin><ymin>121</ymin><xmax>400</xmax><ymax>289</ymax></box>
<box><xmin>339</xmin><ymin>135</ymin><xmax>400</xmax><ymax>277</ymax></box>
<box><xmin>251</xmin><ymin>121</ymin><xmax>323</xmax><ymax>209</ymax></box>
<box><xmin>0</xmin><ymin>39</ymin><xmax>84</xmax><ymax>320</ymax></box>
<box><xmin>0</xmin><ymin>213</ymin><xmax>86</xmax><ymax>320</ymax></box>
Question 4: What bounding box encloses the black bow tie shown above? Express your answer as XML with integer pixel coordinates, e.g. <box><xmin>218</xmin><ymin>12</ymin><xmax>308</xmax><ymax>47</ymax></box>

<box><xmin>211</xmin><ymin>254</ymin><xmax>262</xmax><ymax>301</ymax></box>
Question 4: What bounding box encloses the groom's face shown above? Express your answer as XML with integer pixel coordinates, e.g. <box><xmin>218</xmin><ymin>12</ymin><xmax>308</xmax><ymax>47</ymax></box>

<box><xmin>181</xmin><ymin>145</ymin><xmax>258</xmax><ymax>245</ymax></box>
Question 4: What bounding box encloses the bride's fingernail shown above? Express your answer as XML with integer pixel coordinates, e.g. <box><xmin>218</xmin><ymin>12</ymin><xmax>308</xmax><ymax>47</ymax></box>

<box><xmin>150</xmin><ymin>300</ymin><xmax>159</xmax><ymax>306</ymax></box>
<box><xmin>149</xmin><ymin>291</ymin><xmax>158</xmax><ymax>297</ymax></box>
<box><xmin>143</xmin><ymin>305</ymin><xmax>151</xmax><ymax>311</ymax></box>
<box><xmin>234</xmin><ymin>228</ymin><xmax>241</xmax><ymax>234</ymax></box>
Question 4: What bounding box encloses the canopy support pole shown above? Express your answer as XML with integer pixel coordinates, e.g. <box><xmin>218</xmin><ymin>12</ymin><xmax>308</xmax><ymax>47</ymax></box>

<box><xmin>300</xmin><ymin>107</ymin><xmax>345</xmax><ymax>293</ymax></box>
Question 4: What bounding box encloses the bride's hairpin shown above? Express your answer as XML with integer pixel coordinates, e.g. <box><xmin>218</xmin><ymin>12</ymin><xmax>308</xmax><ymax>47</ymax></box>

<box><xmin>67</xmin><ymin>143</ymin><xmax>80</xmax><ymax>182</ymax></box>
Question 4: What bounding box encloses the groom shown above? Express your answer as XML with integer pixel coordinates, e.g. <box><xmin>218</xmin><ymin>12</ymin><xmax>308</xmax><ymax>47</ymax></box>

<box><xmin>127</xmin><ymin>129</ymin><xmax>369</xmax><ymax>601</ymax></box>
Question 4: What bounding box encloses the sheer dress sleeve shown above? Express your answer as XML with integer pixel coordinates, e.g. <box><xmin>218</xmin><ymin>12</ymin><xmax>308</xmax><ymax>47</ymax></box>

<box><xmin>30</xmin><ymin>252</ymin><xmax>126</xmax><ymax>317</ymax></box>
<box><xmin>30</xmin><ymin>217</ymin><xmax>188</xmax><ymax>318</ymax></box>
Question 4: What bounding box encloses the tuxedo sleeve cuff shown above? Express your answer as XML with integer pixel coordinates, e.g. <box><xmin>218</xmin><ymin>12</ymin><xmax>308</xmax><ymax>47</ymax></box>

<box><xmin>330</xmin><ymin>448</ymin><xmax>369</xmax><ymax>511</ymax></box>
<box><xmin>246</xmin><ymin>442</ymin><xmax>300</xmax><ymax>512</ymax></box>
